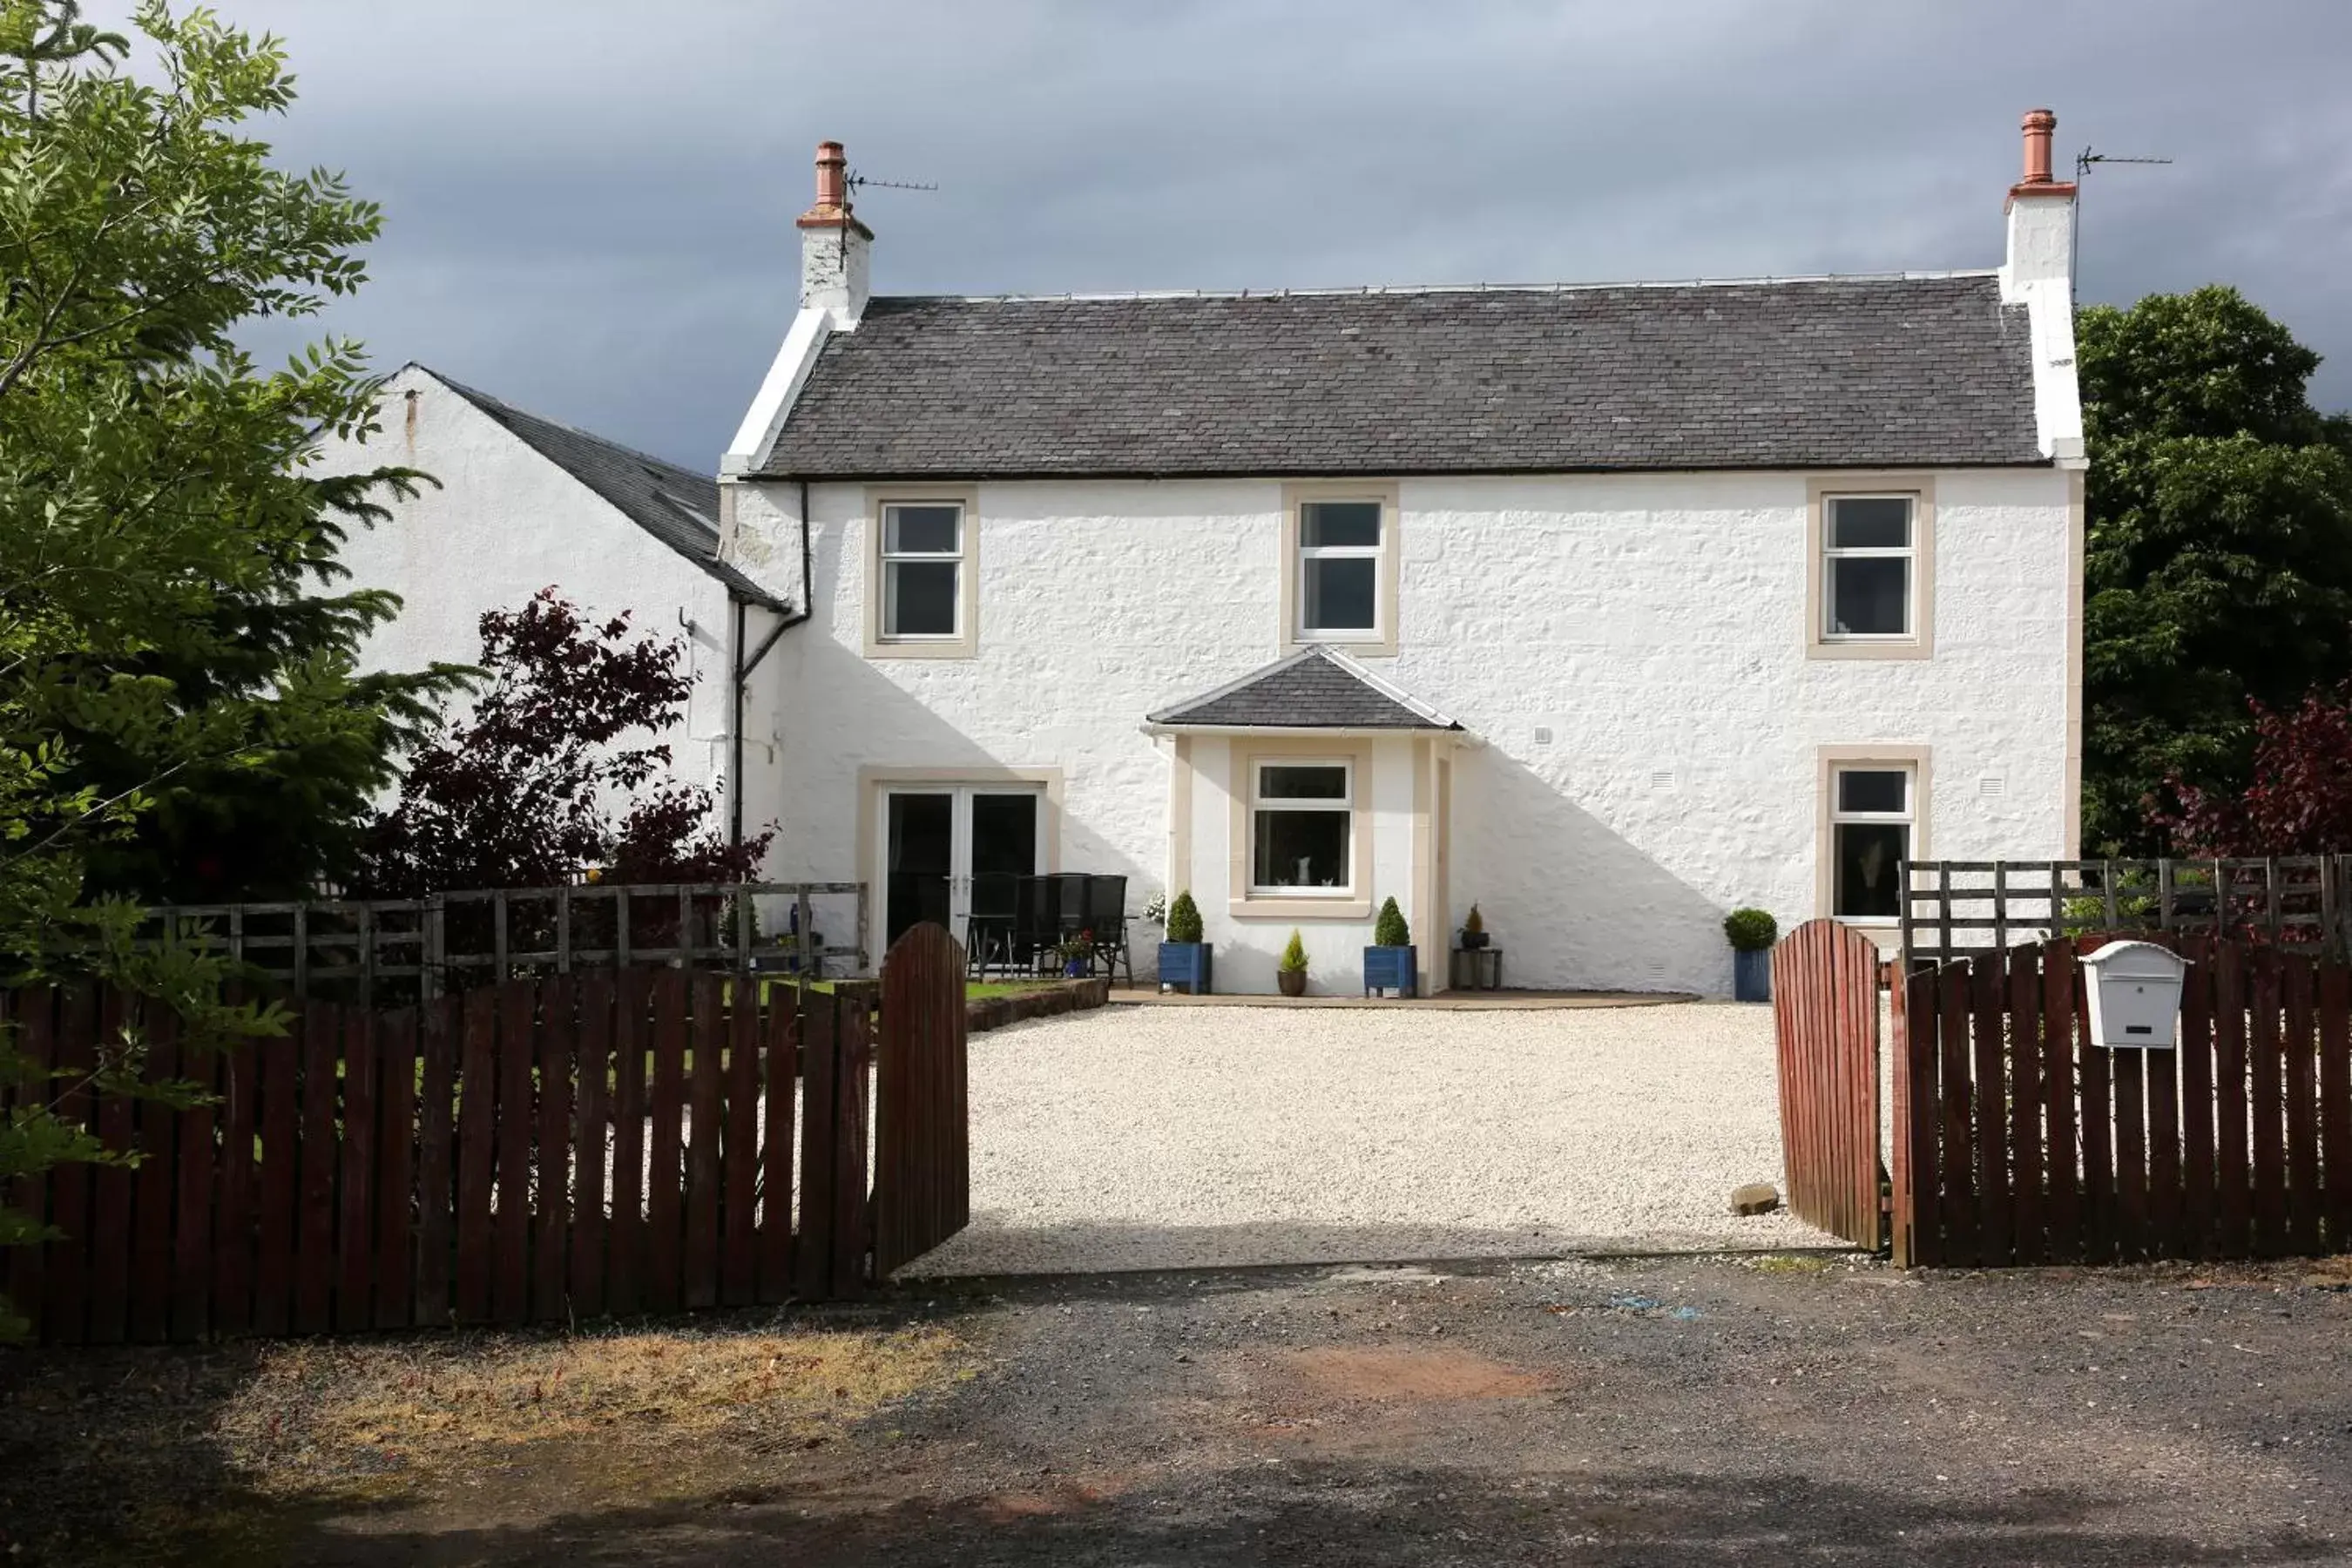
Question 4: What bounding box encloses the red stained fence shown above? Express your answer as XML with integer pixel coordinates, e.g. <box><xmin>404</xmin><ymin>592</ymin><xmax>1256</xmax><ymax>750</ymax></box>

<box><xmin>1771</xmin><ymin>920</ymin><xmax>1886</xmax><ymax>1249</ymax></box>
<box><xmin>2</xmin><ymin>926</ymin><xmax>970</xmax><ymax>1343</ymax></box>
<box><xmin>1893</xmin><ymin>935</ymin><xmax>2352</xmax><ymax>1267</ymax></box>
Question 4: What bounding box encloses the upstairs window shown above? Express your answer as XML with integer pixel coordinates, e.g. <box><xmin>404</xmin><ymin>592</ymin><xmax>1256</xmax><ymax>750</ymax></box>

<box><xmin>1299</xmin><ymin>501</ymin><xmax>1381</xmax><ymax>636</ymax></box>
<box><xmin>867</xmin><ymin>490</ymin><xmax>978</xmax><ymax>658</ymax></box>
<box><xmin>1285</xmin><ymin>485</ymin><xmax>1398</xmax><ymax>654</ymax></box>
<box><xmin>1821</xmin><ymin>496</ymin><xmax>1915</xmax><ymax>640</ymax></box>
<box><xmin>881</xmin><ymin>503</ymin><xmax>962</xmax><ymax>638</ymax></box>
<box><xmin>1251</xmin><ymin>760</ymin><xmax>1353</xmax><ymax>894</ymax></box>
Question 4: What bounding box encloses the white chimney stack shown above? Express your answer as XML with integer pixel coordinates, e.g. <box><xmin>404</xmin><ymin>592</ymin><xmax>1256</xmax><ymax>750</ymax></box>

<box><xmin>2000</xmin><ymin>108</ymin><xmax>2076</xmax><ymax>297</ymax></box>
<box><xmin>798</xmin><ymin>139</ymin><xmax>871</xmax><ymax>326</ymax></box>
<box><xmin>1997</xmin><ymin>109</ymin><xmax>2085</xmax><ymax>463</ymax></box>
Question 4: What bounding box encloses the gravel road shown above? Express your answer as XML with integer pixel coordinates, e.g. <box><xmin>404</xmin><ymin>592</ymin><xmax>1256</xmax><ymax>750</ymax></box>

<box><xmin>909</xmin><ymin>1000</ymin><xmax>1832</xmax><ymax>1275</ymax></box>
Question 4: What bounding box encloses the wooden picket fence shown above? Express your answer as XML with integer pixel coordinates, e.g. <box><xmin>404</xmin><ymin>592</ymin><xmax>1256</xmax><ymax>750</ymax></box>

<box><xmin>1893</xmin><ymin>934</ymin><xmax>2352</xmax><ymax>1267</ymax></box>
<box><xmin>1</xmin><ymin>925</ymin><xmax>971</xmax><ymax>1343</ymax></box>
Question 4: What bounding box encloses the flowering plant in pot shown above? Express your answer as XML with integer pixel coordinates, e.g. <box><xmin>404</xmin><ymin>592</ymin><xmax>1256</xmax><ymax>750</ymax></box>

<box><xmin>1277</xmin><ymin>929</ymin><xmax>1309</xmax><ymax>997</ymax></box>
<box><xmin>1363</xmin><ymin>896</ymin><xmax>1417</xmax><ymax>998</ymax></box>
<box><xmin>1724</xmin><ymin>908</ymin><xmax>1777</xmax><ymax>1002</ymax></box>
<box><xmin>1157</xmin><ymin>889</ymin><xmax>1212</xmax><ymax>994</ymax></box>
<box><xmin>1056</xmin><ymin>929</ymin><xmax>1095</xmax><ymax>978</ymax></box>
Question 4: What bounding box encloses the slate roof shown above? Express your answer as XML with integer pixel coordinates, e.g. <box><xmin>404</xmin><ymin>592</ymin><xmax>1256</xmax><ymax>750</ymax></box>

<box><xmin>759</xmin><ymin>274</ymin><xmax>2044</xmax><ymax>479</ymax></box>
<box><xmin>430</xmin><ymin>369</ymin><xmax>787</xmax><ymax>609</ymax></box>
<box><xmin>1148</xmin><ymin>646</ymin><xmax>1463</xmax><ymax>731</ymax></box>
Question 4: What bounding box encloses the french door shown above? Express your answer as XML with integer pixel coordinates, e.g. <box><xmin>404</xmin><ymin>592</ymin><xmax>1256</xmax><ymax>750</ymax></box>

<box><xmin>881</xmin><ymin>786</ymin><xmax>1044</xmax><ymax>948</ymax></box>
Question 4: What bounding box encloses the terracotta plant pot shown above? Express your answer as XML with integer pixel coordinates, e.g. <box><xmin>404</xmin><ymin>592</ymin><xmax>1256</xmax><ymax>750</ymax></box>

<box><xmin>1277</xmin><ymin>968</ymin><xmax>1308</xmax><ymax>997</ymax></box>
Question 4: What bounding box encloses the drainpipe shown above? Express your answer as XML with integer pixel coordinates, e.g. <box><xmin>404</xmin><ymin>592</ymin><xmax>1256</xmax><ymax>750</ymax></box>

<box><xmin>726</xmin><ymin>476</ymin><xmax>814</xmax><ymax>850</ymax></box>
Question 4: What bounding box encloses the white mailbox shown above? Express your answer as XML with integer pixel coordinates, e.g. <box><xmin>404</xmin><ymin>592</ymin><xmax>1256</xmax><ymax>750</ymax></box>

<box><xmin>2080</xmin><ymin>941</ymin><xmax>2190</xmax><ymax>1049</ymax></box>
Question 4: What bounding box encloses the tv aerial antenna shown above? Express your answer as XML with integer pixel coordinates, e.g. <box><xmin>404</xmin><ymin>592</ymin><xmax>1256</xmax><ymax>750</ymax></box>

<box><xmin>2067</xmin><ymin>145</ymin><xmax>2173</xmax><ymax>301</ymax></box>
<box><xmin>835</xmin><ymin>166</ymin><xmax>938</xmax><ymax>264</ymax></box>
<box><xmin>2075</xmin><ymin>146</ymin><xmax>2173</xmax><ymax>178</ymax></box>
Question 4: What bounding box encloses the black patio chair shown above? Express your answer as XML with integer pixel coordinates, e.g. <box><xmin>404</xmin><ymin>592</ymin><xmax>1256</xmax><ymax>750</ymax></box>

<box><xmin>1037</xmin><ymin>872</ymin><xmax>1091</xmax><ymax>976</ymax></box>
<box><xmin>1085</xmin><ymin>874</ymin><xmax>1132</xmax><ymax>984</ymax></box>
<box><xmin>966</xmin><ymin>872</ymin><xmax>1021</xmax><ymax>978</ymax></box>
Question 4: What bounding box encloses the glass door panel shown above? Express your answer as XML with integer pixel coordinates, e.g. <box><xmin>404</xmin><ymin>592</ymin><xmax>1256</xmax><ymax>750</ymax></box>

<box><xmin>884</xmin><ymin>791</ymin><xmax>954</xmax><ymax>946</ymax></box>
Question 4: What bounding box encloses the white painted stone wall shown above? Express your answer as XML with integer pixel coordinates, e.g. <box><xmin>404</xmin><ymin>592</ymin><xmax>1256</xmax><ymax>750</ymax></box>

<box><xmin>316</xmin><ymin>367</ymin><xmax>794</xmax><ymax>848</ymax></box>
<box><xmin>744</xmin><ymin>465</ymin><xmax>2074</xmax><ymax>997</ymax></box>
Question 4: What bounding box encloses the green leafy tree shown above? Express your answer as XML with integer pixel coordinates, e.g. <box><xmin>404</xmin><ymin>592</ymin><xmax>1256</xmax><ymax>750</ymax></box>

<box><xmin>0</xmin><ymin>0</ymin><xmax>463</xmax><ymax>902</ymax></box>
<box><xmin>2079</xmin><ymin>286</ymin><xmax>2352</xmax><ymax>852</ymax></box>
<box><xmin>0</xmin><ymin>1</ymin><xmax>425</xmax><ymax>1334</ymax></box>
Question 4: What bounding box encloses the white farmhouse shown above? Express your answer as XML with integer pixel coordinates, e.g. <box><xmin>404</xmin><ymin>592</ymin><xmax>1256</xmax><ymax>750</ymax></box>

<box><xmin>707</xmin><ymin>111</ymin><xmax>2086</xmax><ymax>997</ymax></box>
<box><xmin>322</xmin><ymin>366</ymin><xmax>799</xmax><ymax>850</ymax></box>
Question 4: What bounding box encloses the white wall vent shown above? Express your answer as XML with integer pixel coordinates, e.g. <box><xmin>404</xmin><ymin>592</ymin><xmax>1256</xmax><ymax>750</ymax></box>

<box><xmin>1650</xmin><ymin>767</ymin><xmax>1679</xmax><ymax>792</ymax></box>
<box><xmin>1533</xmin><ymin>726</ymin><xmax>1554</xmax><ymax>747</ymax></box>
<box><xmin>1978</xmin><ymin>774</ymin><xmax>2007</xmax><ymax>799</ymax></box>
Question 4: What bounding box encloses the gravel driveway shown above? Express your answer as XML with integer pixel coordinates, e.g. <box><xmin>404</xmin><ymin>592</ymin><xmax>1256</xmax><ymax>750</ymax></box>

<box><xmin>908</xmin><ymin>1001</ymin><xmax>1835</xmax><ymax>1275</ymax></box>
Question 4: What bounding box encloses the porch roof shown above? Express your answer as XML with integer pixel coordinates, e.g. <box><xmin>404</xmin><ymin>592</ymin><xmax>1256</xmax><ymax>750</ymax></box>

<box><xmin>1146</xmin><ymin>645</ymin><xmax>1464</xmax><ymax>732</ymax></box>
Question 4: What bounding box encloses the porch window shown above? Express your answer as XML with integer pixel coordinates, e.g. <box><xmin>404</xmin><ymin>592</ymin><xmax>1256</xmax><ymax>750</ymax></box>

<box><xmin>1251</xmin><ymin>760</ymin><xmax>1353</xmax><ymax>893</ymax></box>
<box><xmin>1821</xmin><ymin>495</ymin><xmax>1915</xmax><ymax>641</ymax></box>
<box><xmin>1830</xmin><ymin>765</ymin><xmax>1913</xmax><ymax>922</ymax></box>
<box><xmin>880</xmin><ymin>502</ymin><xmax>963</xmax><ymax>639</ymax></box>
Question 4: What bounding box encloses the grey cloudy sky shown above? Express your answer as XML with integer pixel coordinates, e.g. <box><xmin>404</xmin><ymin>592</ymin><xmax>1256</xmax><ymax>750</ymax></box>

<box><xmin>194</xmin><ymin>1</ymin><xmax>2352</xmax><ymax>467</ymax></box>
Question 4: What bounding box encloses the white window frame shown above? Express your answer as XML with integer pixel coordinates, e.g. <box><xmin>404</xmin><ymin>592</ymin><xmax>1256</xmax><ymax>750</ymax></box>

<box><xmin>864</xmin><ymin>486</ymin><xmax>978</xmax><ymax>659</ymax></box>
<box><xmin>1821</xmin><ymin>494</ymin><xmax>1915</xmax><ymax>642</ymax></box>
<box><xmin>1805</xmin><ymin>476</ymin><xmax>1935</xmax><ymax>661</ymax></box>
<box><xmin>1281</xmin><ymin>482</ymin><xmax>1399</xmax><ymax>656</ymax></box>
<box><xmin>1247</xmin><ymin>758</ymin><xmax>1356</xmax><ymax>897</ymax></box>
<box><xmin>1827</xmin><ymin>762</ymin><xmax>1916</xmax><ymax>924</ymax></box>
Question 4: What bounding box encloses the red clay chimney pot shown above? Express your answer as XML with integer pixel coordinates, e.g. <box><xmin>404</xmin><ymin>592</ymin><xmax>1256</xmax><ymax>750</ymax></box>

<box><xmin>2009</xmin><ymin>108</ymin><xmax>2074</xmax><ymax>200</ymax></box>
<box><xmin>2020</xmin><ymin>108</ymin><xmax>2056</xmax><ymax>185</ymax></box>
<box><xmin>797</xmin><ymin>139</ymin><xmax>873</xmax><ymax>236</ymax></box>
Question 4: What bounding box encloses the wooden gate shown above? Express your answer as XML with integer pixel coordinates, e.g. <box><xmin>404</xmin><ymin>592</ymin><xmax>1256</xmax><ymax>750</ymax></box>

<box><xmin>1772</xmin><ymin>919</ymin><xmax>1885</xmax><ymax>1248</ymax></box>
<box><xmin>871</xmin><ymin>923</ymin><xmax>971</xmax><ymax>1277</ymax></box>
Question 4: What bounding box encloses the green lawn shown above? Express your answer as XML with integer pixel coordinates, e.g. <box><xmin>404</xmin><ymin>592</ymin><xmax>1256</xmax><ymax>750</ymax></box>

<box><xmin>757</xmin><ymin>977</ymin><xmax>1060</xmax><ymax>1004</ymax></box>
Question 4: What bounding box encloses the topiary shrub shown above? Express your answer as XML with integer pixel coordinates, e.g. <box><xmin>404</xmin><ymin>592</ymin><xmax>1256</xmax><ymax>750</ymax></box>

<box><xmin>1463</xmin><ymin>902</ymin><xmax>1484</xmax><ymax>936</ymax></box>
<box><xmin>1166</xmin><ymin>889</ymin><xmax>1204</xmax><ymax>944</ymax></box>
<box><xmin>1373</xmin><ymin>896</ymin><xmax>1411</xmax><ymax>949</ymax></box>
<box><xmin>1723</xmin><ymin>908</ymin><xmax>1778</xmax><ymax>952</ymax></box>
<box><xmin>1278</xmin><ymin>929</ymin><xmax>1308</xmax><ymax>973</ymax></box>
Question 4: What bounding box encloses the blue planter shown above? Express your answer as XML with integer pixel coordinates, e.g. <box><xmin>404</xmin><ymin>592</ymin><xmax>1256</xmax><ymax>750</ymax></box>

<box><xmin>1158</xmin><ymin>941</ymin><xmax>1213</xmax><ymax>994</ymax></box>
<box><xmin>1734</xmin><ymin>946</ymin><xmax>1772</xmax><ymax>1003</ymax></box>
<box><xmin>1363</xmin><ymin>944</ymin><xmax>1418</xmax><ymax>998</ymax></box>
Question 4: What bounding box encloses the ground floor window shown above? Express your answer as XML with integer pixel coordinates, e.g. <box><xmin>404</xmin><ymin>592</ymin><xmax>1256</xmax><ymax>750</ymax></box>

<box><xmin>1830</xmin><ymin>764</ymin><xmax>1913</xmax><ymax>921</ymax></box>
<box><xmin>1250</xmin><ymin>760</ymin><xmax>1352</xmax><ymax>893</ymax></box>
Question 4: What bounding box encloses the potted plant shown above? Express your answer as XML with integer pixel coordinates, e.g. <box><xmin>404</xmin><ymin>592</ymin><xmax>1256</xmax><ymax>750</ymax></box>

<box><xmin>1057</xmin><ymin>928</ymin><xmax>1094</xmax><ymax>978</ymax></box>
<box><xmin>1158</xmin><ymin>889</ymin><xmax>1213</xmax><ymax>994</ymax></box>
<box><xmin>1363</xmin><ymin>896</ymin><xmax>1417</xmax><ymax>998</ymax></box>
<box><xmin>1725</xmin><ymin>908</ymin><xmax>1777</xmax><ymax>1002</ymax></box>
<box><xmin>1459</xmin><ymin>903</ymin><xmax>1490</xmax><ymax>950</ymax></box>
<box><xmin>1277</xmin><ymin>929</ymin><xmax>1309</xmax><ymax>997</ymax></box>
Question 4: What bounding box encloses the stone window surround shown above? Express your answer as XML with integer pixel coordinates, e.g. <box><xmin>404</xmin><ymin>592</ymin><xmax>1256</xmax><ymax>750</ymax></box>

<box><xmin>1815</xmin><ymin>743</ymin><xmax>1934</xmax><ymax>927</ymax></box>
<box><xmin>863</xmin><ymin>483</ymin><xmax>979</xmax><ymax>659</ymax></box>
<box><xmin>1280</xmin><ymin>480</ymin><xmax>1400</xmax><ymax>658</ymax></box>
<box><xmin>1806</xmin><ymin>474</ymin><xmax>1936</xmax><ymax>661</ymax></box>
